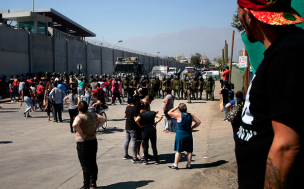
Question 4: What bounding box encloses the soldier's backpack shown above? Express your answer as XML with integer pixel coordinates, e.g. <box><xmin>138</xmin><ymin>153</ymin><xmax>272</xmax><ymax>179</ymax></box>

<box><xmin>227</xmin><ymin>100</ymin><xmax>243</xmax><ymax>124</ymax></box>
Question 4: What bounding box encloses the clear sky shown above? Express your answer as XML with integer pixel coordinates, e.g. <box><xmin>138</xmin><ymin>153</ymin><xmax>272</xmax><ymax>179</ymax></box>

<box><xmin>2</xmin><ymin>0</ymin><xmax>239</xmax><ymax>43</ymax></box>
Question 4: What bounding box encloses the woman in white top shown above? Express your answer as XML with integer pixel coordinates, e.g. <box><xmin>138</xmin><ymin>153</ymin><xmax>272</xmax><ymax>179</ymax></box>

<box><xmin>64</xmin><ymin>88</ymin><xmax>81</xmax><ymax>133</ymax></box>
<box><xmin>84</xmin><ymin>84</ymin><xmax>92</xmax><ymax>105</ymax></box>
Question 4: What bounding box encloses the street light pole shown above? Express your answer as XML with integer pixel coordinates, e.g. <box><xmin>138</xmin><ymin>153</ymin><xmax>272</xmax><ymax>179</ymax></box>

<box><xmin>32</xmin><ymin>0</ymin><xmax>34</xmax><ymax>12</ymax></box>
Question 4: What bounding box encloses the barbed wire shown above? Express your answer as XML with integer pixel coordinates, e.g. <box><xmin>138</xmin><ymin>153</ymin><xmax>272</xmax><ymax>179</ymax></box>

<box><xmin>85</xmin><ymin>39</ymin><xmax>161</xmax><ymax>58</ymax></box>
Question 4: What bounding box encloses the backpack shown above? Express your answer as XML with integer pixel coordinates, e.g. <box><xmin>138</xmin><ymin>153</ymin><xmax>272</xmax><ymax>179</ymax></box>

<box><xmin>227</xmin><ymin>100</ymin><xmax>243</xmax><ymax>124</ymax></box>
<box><xmin>227</xmin><ymin>90</ymin><xmax>234</xmax><ymax>102</ymax></box>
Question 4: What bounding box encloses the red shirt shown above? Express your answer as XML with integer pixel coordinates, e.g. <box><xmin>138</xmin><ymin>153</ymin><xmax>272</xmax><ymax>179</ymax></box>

<box><xmin>37</xmin><ymin>85</ymin><xmax>44</xmax><ymax>94</ymax></box>
<box><xmin>222</xmin><ymin>70</ymin><xmax>229</xmax><ymax>81</ymax></box>
<box><xmin>93</xmin><ymin>87</ymin><xmax>101</xmax><ymax>93</ymax></box>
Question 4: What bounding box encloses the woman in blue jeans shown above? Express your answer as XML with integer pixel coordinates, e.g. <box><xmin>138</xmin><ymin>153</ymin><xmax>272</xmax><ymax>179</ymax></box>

<box><xmin>123</xmin><ymin>97</ymin><xmax>140</xmax><ymax>163</ymax></box>
<box><xmin>84</xmin><ymin>84</ymin><xmax>92</xmax><ymax>105</ymax></box>
<box><xmin>22</xmin><ymin>81</ymin><xmax>34</xmax><ymax>118</ymax></box>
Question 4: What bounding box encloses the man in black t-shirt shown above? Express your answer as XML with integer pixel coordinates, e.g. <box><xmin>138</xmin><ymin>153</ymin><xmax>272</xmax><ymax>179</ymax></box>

<box><xmin>236</xmin><ymin>0</ymin><xmax>304</xmax><ymax>188</ymax></box>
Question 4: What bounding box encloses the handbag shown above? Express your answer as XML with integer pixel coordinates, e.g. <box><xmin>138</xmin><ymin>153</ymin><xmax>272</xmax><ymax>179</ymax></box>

<box><xmin>227</xmin><ymin>100</ymin><xmax>243</xmax><ymax>124</ymax></box>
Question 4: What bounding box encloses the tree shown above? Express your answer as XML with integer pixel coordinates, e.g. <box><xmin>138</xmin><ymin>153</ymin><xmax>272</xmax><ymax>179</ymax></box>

<box><xmin>164</xmin><ymin>56</ymin><xmax>177</xmax><ymax>62</ymax></box>
<box><xmin>190</xmin><ymin>53</ymin><xmax>202</xmax><ymax>68</ymax></box>
<box><xmin>231</xmin><ymin>11</ymin><xmax>244</xmax><ymax>32</ymax></box>
<box><xmin>203</xmin><ymin>58</ymin><xmax>212</xmax><ymax>68</ymax></box>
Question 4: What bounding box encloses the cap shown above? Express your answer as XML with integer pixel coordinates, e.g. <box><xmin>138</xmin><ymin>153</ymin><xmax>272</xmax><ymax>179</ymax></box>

<box><xmin>238</xmin><ymin>0</ymin><xmax>303</xmax><ymax>25</ymax></box>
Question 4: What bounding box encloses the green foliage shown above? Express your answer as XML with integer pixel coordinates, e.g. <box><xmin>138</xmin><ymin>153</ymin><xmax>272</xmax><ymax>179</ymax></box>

<box><xmin>231</xmin><ymin>11</ymin><xmax>244</xmax><ymax>32</ymax></box>
<box><xmin>213</xmin><ymin>56</ymin><xmax>224</xmax><ymax>66</ymax></box>
<box><xmin>164</xmin><ymin>56</ymin><xmax>177</xmax><ymax>61</ymax></box>
<box><xmin>190</xmin><ymin>53</ymin><xmax>202</xmax><ymax>68</ymax></box>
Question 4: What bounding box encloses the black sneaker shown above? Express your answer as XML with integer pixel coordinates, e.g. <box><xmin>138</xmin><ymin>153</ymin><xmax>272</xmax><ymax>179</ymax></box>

<box><xmin>143</xmin><ymin>161</ymin><xmax>148</xmax><ymax>165</ymax></box>
<box><xmin>53</xmin><ymin>120</ymin><xmax>57</xmax><ymax>122</ymax></box>
<box><xmin>168</xmin><ymin>164</ymin><xmax>178</xmax><ymax>170</ymax></box>
<box><xmin>155</xmin><ymin>160</ymin><xmax>160</xmax><ymax>165</ymax></box>
<box><xmin>123</xmin><ymin>155</ymin><xmax>132</xmax><ymax>160</ymax></box>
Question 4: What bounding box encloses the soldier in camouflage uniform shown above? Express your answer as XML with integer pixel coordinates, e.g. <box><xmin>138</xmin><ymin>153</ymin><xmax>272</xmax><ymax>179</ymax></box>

<box><xmin>198</xmin><ymin>76</ymin><xmax>205</xmax><ymax>100</ymax></box>
<box><xmin>89</xmin><ymin>74</ymin><xmax>93</xmax><ymax>85</ymax></box>
<box><xmin>171</xmin><ymin>76</ymin><xmax>176</xmax><ymax>98</ymax></box>
<box><xmin>185</xmin><ymin>77</ymin><xmax>192</xmax><ymax>103</ymax></box>
<box><xmin>173</xmin><ymin>75</ymin><xmax>181</xmax><ymax>100</ymax></box>
<box><xmin>192</xmin><ymin>76</ymin><xmax>199</xmax><ymax>100</ymax></box>
<box><xmin>150</xmin><ymin>76</ymin><xmax>156</xmax><ymax>97</ymax></box>
<box><xmin>130</xmin><ymin>76</ymin><xmax>138</xmax><ymax>89</ymax></box>
<box><xmin>205</xmin><ymin>76</ymin><xmax>215</xmax><ymax>101</ymax></box>
<box><xmin>161</xmin><ymin>76</ymin><xmax>167</xmax><ymax>99</ymax></box>
<box><xmin>122</xmin><ymin>75</ymin><xmax>129</xmax><ymax>97</ymax></box>
<box><xmin>155</xmin><ymin>76</ymin><xmax>161</xmax><ymax>98</ymax></box>
<box><xmin>181</xmin><ymin>77</ymin><xmax>187</xmax><ymax>100</ymax></box>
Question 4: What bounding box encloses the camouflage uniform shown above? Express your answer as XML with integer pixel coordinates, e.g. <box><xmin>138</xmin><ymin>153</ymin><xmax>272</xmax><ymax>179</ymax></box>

<box><xmin>122</xmin><ymin>77</ymin><xmax>129</xmax><ymax>97</ymax></box>
<box><xmin>182</xmin><ymin>78</ymin><xmax>187</xmax><ymax>100</ymax></box>
<box><xmin>173</xmin><ymin>76</ymin><xmax>181</xmax><ymax>100</ymax></box>
<box><xmin>155</xmin><ymin>77</ymin><xmax>161</xmax><ymax>98</ymax></box>
<box><xmin>185</xmin><ymin>78</ymin><xmax>192</xmax><ymax>103</ymax></box>
<box><xmin>192</xmin><ymin>78</ymin><xmax>198</xmax><ymax>100</ymax></box>
<box><xmin>205</xmin><ymin>77</ymin><xmax>215</xmax><ymax>101</ymax></box>
<box><xmin>198</xmin><ymin>77</ymin><xmax>205</xmax><ymax>100</ymax></box>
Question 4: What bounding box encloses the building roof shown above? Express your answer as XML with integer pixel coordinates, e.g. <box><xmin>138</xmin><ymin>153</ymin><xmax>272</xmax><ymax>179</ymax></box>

<box><xmin>0</xmin><ymin>8</ymin><xmax>95</xmax><ymax>37</ymax></box>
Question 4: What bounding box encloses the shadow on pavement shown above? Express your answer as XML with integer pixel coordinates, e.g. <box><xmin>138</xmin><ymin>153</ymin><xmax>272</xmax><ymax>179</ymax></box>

<box><xmin>190</xmin><ymin>160</ymin><xmax>228</xmax><ymax>169</ymax></box>
<box><xmin>0</xmin><ymin>108</ymin><xmax>20</xmax><ymax>109</ymax></box>
<box><xmin>0</xmin><ymin>141</ymin><xmax>13</xmax><ymax>144</ymax></box>
<box><xmin>0</xmin><ymin>111</ymin><xmax>18</xmax><ymax>113</ymax></box>
<box><xmin>109</xmin><ymin>118</ymin><xmax>125</xmax><ymax>122</ymax></box>
<box><xmin>158</xmin><ymin>153</ymin><xmax>195</xmax><ymax>164</ymax></box>
<box><xmin>100</xmin><ymin>127</ymin><xmax>124</xmax><ymax>134</ymax></box>
<box><xmin>100</xmin><ymin>180</ymin><xmax>154</xmax><ymax>189</ymax></box>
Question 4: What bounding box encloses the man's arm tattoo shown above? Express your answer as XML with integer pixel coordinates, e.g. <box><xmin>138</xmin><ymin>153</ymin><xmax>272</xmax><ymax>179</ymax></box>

<box><xmin>264</xmin><ymin>157</ymin><xmax>283</xmax><ymax>189</ymax></box>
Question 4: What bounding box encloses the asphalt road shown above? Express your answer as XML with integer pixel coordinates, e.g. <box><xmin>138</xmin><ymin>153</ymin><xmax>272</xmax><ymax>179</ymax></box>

<box><xmin>0</xmin><ymin>81</ymin><xmax>237</xmax><ymax>189</ymax></box>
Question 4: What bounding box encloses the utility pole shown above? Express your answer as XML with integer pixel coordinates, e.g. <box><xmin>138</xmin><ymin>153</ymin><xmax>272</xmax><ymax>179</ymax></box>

<box><xmin>229</xmin><ymin>30</ymin><xmax>235</xmax><ymax>83</ymax></box>
<box><xmin>32</xmin><ymin>0</ymin><xmax>34</xmax><ymax>12</ymax></box>
<box><xmin>224</xmin><ymin>40</ymin><xmax>228</xmax><ymax>67</ymax></box>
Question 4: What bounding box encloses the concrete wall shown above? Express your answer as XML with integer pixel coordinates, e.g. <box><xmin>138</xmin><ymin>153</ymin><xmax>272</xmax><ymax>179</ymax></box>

<box><xmin>0</xmin><ymin>26</ymin><xmax>184</xmax><ymax>78</ymax></box>
<box><xmin>113</xmin><ymin>49</ymin><xmax>123</xmax><ymax>63</ymax></box>
<box><xmin>54</xmin><ymin>37</ymin><xmax>67</xmax><ymax>73</ymax></box>
<box><xmin>68</xmin><ymin>40</ymin><xmax>86</xmax><ymax>75</ymax></box>
<box><xmin>102</xmin><ymin>47</ymin><xmax>113</xmax><ymax>74</ymax></box>
<box><xmin>124</xmin><ymin>51</ymin><xmax>132</xmax><ymax>58</ymax></box>
<box><xmin>0</xmin><ymin>26</ymin><xmax>29</xmax><ymax>76</ymax></box>
<box><xmin>87</xmin><ymin>43</ymin><xmax>101</xmax><ymax>76</ymax></box>
<box><xmin>30</xmin><ymin>33</ymin><xmax>54</xmax><ymax>73</ymax></box>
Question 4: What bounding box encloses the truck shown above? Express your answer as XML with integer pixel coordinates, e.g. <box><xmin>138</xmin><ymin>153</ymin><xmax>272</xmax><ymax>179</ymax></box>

<box><xmin>113</xmin><ymin>57</ymin><xmax>147</xmax><ymax>79</ymax></box>
<box><xmin>149</xmin><ymin>65</ymin><xmax>168</xmax><ymax>80</ymax></box>
<box><xmin>180</xmin><ymin>66</ymin><xmax>199</xmax><ymax>79</ymax></box>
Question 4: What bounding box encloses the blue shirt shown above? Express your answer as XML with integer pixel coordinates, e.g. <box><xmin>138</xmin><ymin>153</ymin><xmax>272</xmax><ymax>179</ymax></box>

<box><xmin>57</xmin><ymin>84</ymin><xmax>66</xmax><ymax>93</ymax></box>
<box><xmin>229</xmin><ymin>98</ymin><xmax>244</xmax><ymax>106</ymax></box>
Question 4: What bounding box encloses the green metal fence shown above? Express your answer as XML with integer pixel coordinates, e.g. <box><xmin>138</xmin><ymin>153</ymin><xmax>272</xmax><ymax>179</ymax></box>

<box><xmin>231</xmin><ymin>65</ymin><xmax>245</xmax><ymax>94</ymax></box>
